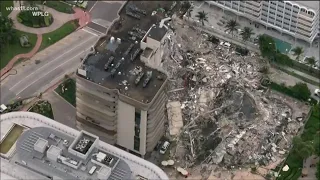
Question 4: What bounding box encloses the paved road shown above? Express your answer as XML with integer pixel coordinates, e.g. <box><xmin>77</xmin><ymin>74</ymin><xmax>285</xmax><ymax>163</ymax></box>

<box><xmin>86</xmin><ymin>1</ymin><xmax>124</xmax><ymax>34</ymax></box>
<box><xmin>0</xmin><ymin>28</ymin><xmax>99</xmax><ymax>104</ymax></box>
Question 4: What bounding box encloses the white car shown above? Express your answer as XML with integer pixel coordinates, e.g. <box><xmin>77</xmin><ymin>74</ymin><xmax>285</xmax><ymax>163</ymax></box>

<box><xmin>159</xmin><ymin>141</ymin><xmax>170</xmax><ymax>154</ymax></box>
<box><xmin>315</xmin><ymin>89</ymin><xmax>320</xmax><ymax>96</ymax></box>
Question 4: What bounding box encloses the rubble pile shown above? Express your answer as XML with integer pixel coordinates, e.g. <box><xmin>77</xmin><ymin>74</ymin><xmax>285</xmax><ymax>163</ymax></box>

<box><xmin>161</xmin><ymin>20</ymin><xmax>307</xmax><ymax>173</ymax></box>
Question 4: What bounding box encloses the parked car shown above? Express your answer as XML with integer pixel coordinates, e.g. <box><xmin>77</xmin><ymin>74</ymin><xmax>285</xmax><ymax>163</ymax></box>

<box><xmin>159</xmin><ymin>141</ymin><xmax>170</xmax><ymax>154</ymax></box>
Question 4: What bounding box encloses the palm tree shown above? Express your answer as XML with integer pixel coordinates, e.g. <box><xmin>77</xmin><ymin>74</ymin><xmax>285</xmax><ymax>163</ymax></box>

<box><xmin>305</xmin><ymin>56</ymin><xmax>316</xmax><ymax>71</ymax></box>
<box><xmin>186</xmin><ymin>6</ymin><xmax>193</xmax><ymax>19</ymax></box>
<box><xmin>240</xmin><ymin>27</ymin><xmax>254</xmax><ymax>42</ymax></box>
<box><xmin>292</xmin><ymin>46</ymin><xmax>304</xmax><ymax>60</ymax></box>
<box><xmin>225</xmin><ymin>19</ymin><xmax>239</xmax><ymax>36</ymax></box>
<box><xmin>195</xmin><ymin>11</ymin><xmax>208</xmax><ymax>26</ymax></box>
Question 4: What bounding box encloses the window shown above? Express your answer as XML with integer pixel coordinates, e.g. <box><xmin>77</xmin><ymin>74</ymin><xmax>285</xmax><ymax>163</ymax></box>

<box><xmin>284</xmin><ymin>17</ymin><xmax>290</xmax><ymax>21</ymax></box>
<box><xmin>135</xmin><ymin>111</ymin><xmax>141</xmax><ymax>126</ymax></box>
<box><xmin>293</xmin><ymin>10</ymin><xmax>298</xmax><ymax>13</ymax></box>
<box><xmin>276</xmin><ymin>23</ymin><xmax>282</xmax><ymax>27</ymax></box>
<box><xmin>270</xmin><ymin>6</ymin><xmax>276</xmax><ymax>10</ymax></box>
<box><xmin>134</xmin><ymin>127</ymin><xmax>140</xmax><ymax>136</ymax></box>
<box><xmin>291</xmin><ymin>20</ymin><xmax>296</xmax><ymax>23</ymax></box>
<box><xmin>278</xmin><ymin>5</ymin><xmax>284</xmax><ymax>9</ymax></box>
<box><xmin>276</xmin><ymin>19</ymin><xmax>282</xmax><ymax>23</ymax></box>
<box><xmin>134</xmin><ymin>136</ymin><xmax>140</xmax><ymax>151</ymax></box>
<box><xmin>285</xmin><ymin>7</ymin><xmax>291</xmax><ymax>11</ymax></box>
<box><xmin>270</xmin><ymin>11</ymin><xmax>275</xmax><ymax>15</ymax></box>
<box><xmin>277</xmin><ymin>14</ymin><xmax>283</xmax><ymax>18</ymax></box>
<box><xmin>285</xmin><ymin>12</ymin><xmax>290</xmax><ymax>16</ymax></box>
<box><xmin>284</xmin><ymin>22</ymin><xmax>289</xmax><ymax>25</ymax></box>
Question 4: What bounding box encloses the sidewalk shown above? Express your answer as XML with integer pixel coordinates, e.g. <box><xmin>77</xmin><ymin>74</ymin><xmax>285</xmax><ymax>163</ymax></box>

<box><xmin>0</xmin><ymin>34</ymin><xmax>42</xmax><ymax>78</ymax></box>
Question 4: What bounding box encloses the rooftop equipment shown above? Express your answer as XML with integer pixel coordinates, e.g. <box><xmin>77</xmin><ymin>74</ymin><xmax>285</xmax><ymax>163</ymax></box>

<box><xmin>117</xmin><ymin>38</ymin><xmax>121</xmax><ymax>44</ymax></box>
<box><xmin>135</xmin><ymin>72</ymin><xmax>145</xmax><ymax>85</ymax></box>
<box><xmin>143</xmin><ymin>71</ymin><xmax>153</xmax><ymax>88</ymax></box>
<box><xmin>104</xmin><ymin>56</ymin><xmax>114</xmax><ymax>70</ymax></box>
<box><xmin>126</xmin><ymin>10</ymin><xmax>141</xmax><ymax>19</ymax></box>
<box><xmin>123</xmin><ymin>44</ymin><xmax>134</xmax><ymax>57</ymax></box>
<box><xmin>131</xmin><ymin>49</ymin><xmax>141</xmax><ymax>61</ymax></box>
<box><xmin>110</xmin><ymin>37</ymin><xmax>115</xmax><ymax>44</ymax></box>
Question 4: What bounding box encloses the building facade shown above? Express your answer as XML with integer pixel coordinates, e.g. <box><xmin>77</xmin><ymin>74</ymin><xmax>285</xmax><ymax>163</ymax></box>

<box><xmin>206</xmin><ymin>1</ymin><xmax>320</xmax><ymax>43</ymax></box>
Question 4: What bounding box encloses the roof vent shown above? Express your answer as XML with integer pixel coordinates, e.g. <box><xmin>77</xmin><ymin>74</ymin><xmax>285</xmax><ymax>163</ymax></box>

<box><xmin>117</xmin><ymin>38</ymin><xmax>121</xmax><ymax>44</ymax></box>
<box><xmin>110</xmin><ymin>37</ymin><xmax>115</xmax><ymax>44</ymax></box>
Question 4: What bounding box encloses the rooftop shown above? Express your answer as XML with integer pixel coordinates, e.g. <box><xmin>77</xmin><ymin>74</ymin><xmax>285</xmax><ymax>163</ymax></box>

<box><xmin>147</xmin><ymin>25</ymin><xmax>168</xmax><ymax>41</ymax></box>
<box><xmin>0</xmin><ymin>112</ymin><xmax>169</xmax><ymax>180</ymax></box>
<box><xmin>79</xmin><ymin>1</ymin><xmax>175</xmax><ymax>103</ymax></box>
<box><xmin>294</xmin><ymin>1</ymin><xmax>320</xmax><ymax>10</ymax></box>
<box><xmin>15</xmin><ymin>127</ymin><xmax>131</xmax><ymax>180</ymax></box>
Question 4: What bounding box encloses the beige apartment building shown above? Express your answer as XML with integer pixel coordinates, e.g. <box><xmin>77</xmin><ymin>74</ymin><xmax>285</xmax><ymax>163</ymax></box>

<box><xmin>76</xmin><ymin>16</ymin><xmax>169</xmax><ymax>157</ymax></box>
<box><xmin>206</xmin><ymin>1</ymin><xmax>320</xmax><ymax>44</ymax></box>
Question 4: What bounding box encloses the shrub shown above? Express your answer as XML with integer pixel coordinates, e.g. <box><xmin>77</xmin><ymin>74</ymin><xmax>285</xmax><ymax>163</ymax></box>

<box><xmin>17</xmin><ymin>10</ymin><xmax>52</xmax><ymax>28</ymax></box>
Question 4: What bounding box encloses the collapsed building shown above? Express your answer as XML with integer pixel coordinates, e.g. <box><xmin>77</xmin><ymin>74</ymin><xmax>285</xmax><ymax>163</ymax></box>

<box><xmin>158</xmin><ymin>16</ymin><xmax>310</xmax><ymax>178</ymax></box>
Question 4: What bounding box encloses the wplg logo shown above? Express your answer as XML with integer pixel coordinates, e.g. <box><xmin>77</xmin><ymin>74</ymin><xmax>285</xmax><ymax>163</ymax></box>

<box><xmin>32</xmin><ymin>11</ymin><xmax>50</xmax><ymax>17</ymax></box>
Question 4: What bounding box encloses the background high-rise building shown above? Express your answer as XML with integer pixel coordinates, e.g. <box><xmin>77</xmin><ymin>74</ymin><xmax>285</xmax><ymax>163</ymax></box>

<box><xmin>206</xmin><ymin>1</ymin><xmax>320</xmax><ymax>43</ymax></box>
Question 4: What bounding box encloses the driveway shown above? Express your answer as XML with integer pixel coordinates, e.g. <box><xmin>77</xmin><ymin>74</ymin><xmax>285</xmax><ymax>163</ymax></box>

<box><xmin>0</xmin><ymin>29</ymin><xmax>98</xmax><ymax>104</ymax></box>
<box><xmin>43</xmin><ymin>91</ymin><xmax>77</xmax><ymax>129</ymax></box>
<box><xmin>87</xmin><ymin>1</ymin><xmax>125</xmax><ymax>33</ymax></box>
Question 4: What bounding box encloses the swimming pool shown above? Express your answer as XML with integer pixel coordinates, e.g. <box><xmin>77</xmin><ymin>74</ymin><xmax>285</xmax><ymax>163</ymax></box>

<box><xmin>265</xmin><ymin>34</ymin><xmax>292</xmax><ymax>54</ymax></box>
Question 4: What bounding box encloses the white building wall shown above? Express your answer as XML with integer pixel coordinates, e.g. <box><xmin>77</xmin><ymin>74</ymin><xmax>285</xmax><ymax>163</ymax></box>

<box><xmin>206</xmin><ymin>1</ymin><xmax>320</xmax><ymax>43</ymax></box>
<box><xmin>116</xmin><ymin>100</ymin><xmax>135</xmax><ymax>151</ymax></box>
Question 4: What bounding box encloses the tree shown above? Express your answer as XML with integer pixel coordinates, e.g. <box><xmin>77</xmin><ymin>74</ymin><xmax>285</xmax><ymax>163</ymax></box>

<box><xmin>290</xmin><ymin>82</ymin><xmax>311</xmax><ymax>101</ymax></box>
<box><xmin>225</xmin><ymin>19</ymin><xmax>239</xmax><ymax>36</ymax></box>
<box><xmin>207</xmin><ymin>35</ymin><xmax>219</xmax><ymax>44</ymax></box>
<box><xmin>292</xmin><ymin>46</ymin><xmax>304</xmax><ymax>60</ymax></box>
<box><xmin>195</xmin><ymin>11</ymin><xmax>208</xmax><ymax>26</ymax></box>
<box><xmin>240</xmin><ymin>27</ymin><xmax>254</xmax><ymax>42</ymax></box>
<box><xmin>0</xmin><ymin>16</ymin><xmax>15</xmax><ymax>54</ymax></box>
<box><xmin>292</xmin><ymin>136</ymin><xmax>314</xmax><ymax>159</ymax></box>
<box><xmin>305</xmin><ymin>56</ymin><xmax>316</xmax><ymax>70</ymax></box>
<box><xmin>258</xmin><ymin>35</ymin><xmax>276</xmax><ymax>59</ymax></box>
<box><xmin>186</xmin><ymin>6</ymin><xmax>193</xmax><ymax>19</ymax></box>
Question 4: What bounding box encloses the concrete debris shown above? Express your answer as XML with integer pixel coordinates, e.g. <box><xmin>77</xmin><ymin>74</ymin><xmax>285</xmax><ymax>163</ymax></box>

<box><xmin>167</xmin><ymin>101</ymin><xmax>184</xmax><ymax>136</ymax></box>
<box><xmin>157</xmin><ymin>16</ymin><xmax>309</xmax><ymax>179</ymax></box>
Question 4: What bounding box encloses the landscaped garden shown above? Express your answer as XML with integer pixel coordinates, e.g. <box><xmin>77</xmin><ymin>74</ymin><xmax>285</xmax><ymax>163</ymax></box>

<box><xmin>18</xmin><ymin>10</ymin><xmax>53</xmax><ymax>28</ymax></box>
<box><xmin>55</xmin><ymin>77</ymin><xmax>76</xmax><ymax>106</ymax></box>
<box><xmin>40</xmin><ymin>20</ymin><xmax>79</xmax><ymax>51</ymax></box>
<box><xmin>29</xmin><ymin>100</ymin><xmax>54</xmax><ymax>119</ymax></box>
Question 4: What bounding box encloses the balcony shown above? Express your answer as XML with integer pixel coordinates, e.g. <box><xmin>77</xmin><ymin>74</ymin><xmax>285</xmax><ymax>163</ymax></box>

<box><xmin>245</xmin><ymin>1</ymin><xmax>261</xmax><ymax>8</ymax></box>
<box><xmin>245</xmin><ymin>3</ymin><xmax>261</xmax><ymax>12</ymax></box>
<box><xmin>298</xmin><ymin>12</ymin><xmax>314</xmax><ymax>22</ymax></box>
<box><xmin>297</xmin><ymin>18</ymin><xmax>313</xmax><ymax>28</ymax></box>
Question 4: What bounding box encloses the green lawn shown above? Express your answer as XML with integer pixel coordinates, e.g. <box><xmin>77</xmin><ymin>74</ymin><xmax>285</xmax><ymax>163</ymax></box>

<box><xmin>29</xmin><ymin>100</ymin><xmax>54</xmax><ymax>119</ymax></box>
<box><xmin>55</xmin><ymin>78</ymin><xmax>76</xmax><ymax>106</ymax></box>
<box><xmin>42</xmin><ymin>1</ymin><xmax>74</xmax><ymax>14</ymax></box>
<box><xmin>0</xmin><ymin>1</ymin><xmax>13</xmax><ymax>17</ymax></box>
<box><xmin>0</xmin><ymin>30</ymin><xmax>37</xmax><ymax>69</ymax></box>
<box><xmin>39</xmin><ymin>20</ymin><xmax>79</xmax><ymax>51</ymax></box>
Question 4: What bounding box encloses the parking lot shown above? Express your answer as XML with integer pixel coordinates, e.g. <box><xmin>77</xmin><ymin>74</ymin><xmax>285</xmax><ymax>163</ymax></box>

<box><xmin>87</xmin><ymin>1</ymin><xmax>125</xmax><ymax>34</ymax></box>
